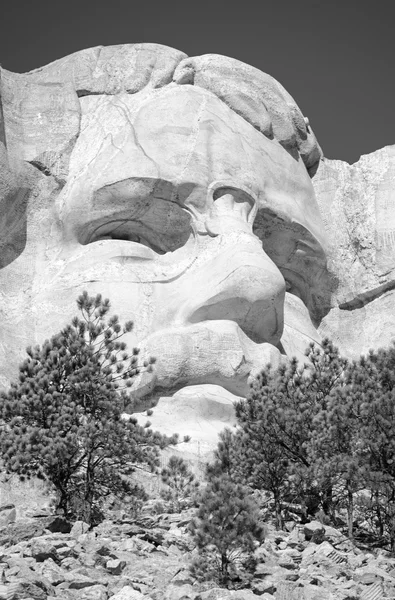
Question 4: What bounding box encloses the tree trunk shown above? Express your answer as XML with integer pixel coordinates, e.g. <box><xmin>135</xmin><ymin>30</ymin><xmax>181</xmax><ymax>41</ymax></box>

<box><xmin>375</xmin><ymin>491</ymin><xmax>384</xmax><ymax>537</ymax></box>
<box><xmin>221</xmin><ymin>552</ymin><xmax>229</xmax><ymax>586</ymax></box>
<box><xmin>82</xmin><ymin>465</ymin><xmax>94</xmax><ymax>525</ymax></box>
<box><xmin>274</xmin><ymin>493</ymin><xmax>283</xmax><ymax>530</ymax></box>
<box><xmin>322</xmin><ymin>481</ymin><xmax>334</xmax><ymax>520</ymax></box>
<box><xmin>347</xmin><ymin>484</ymin><xmax>354</xmax><ymax>539</ymax></box>
<box><xmin>55</xmin><ymin>478</ymin><xmax>70</xmax><ymax>517</ymax></box>
<box><xmin>57</xmin><ymin>490</ymin><xmax>69</xmax><ymax>517</ymax></box>
<box><xmin>388</xmin><ymin>505</ymin><xmax>395</xmax><ymax>552</ymax></box>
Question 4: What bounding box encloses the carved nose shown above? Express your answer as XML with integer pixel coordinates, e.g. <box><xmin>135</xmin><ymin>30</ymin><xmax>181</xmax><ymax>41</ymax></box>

<box><xmin>181</xmin><ymin>187</ymin><xmax>284</xmax><ymax>345</ymax></box>
<box><xmin>189</xmin><ymin>244</ymin><xmax>285</xmax><ymax>344</ymax></box>
<box><xmin>171</xmin><ymin>186</ymin><xmax>285</xmax><ymax>345</ymax></box>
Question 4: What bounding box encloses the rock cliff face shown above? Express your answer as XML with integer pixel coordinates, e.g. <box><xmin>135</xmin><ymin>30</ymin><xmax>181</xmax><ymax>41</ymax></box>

<box><xmin>0</xmin><ymin>43</ymin><xmax>394</xmax><ymax>455</ymax></box>
<box><xmin>314</xmin><ymin>146</ymin><xmax>395</xmax><ymax>358</ymax></box>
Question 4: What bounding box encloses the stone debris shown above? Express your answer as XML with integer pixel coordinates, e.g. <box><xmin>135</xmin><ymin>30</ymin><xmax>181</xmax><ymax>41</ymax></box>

<box><xmin>303</xmin><ymin>522</ymin><xmax>325</xmax><ymax>543</ymax></box>
<box><xmin>0</xmin><ymin>511</ymin><xmax>392</xmax><ymax>599</ymax></box>
<box><xmin>360</xmin><ymin>581</ymin><xmax>384</xmax><ymax>600</ymax></box>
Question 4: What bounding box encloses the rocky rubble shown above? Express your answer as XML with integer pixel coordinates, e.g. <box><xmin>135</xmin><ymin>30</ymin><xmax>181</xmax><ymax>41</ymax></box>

<box><xmin>0</xmin><ymin>505</ymin><xmax>394</xmax><ymax>600</ymax></box>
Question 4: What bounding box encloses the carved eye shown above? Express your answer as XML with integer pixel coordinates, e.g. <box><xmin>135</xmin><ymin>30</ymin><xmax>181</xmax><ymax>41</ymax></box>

<box><xmin>75</xmin><ymin>179</ymin><xmax>193</xmax><ymax>255</ymax></box>
<box><xmin>85</xmin><ymin>221</ymin><xmax>167</xmax><ymax>255</ymax></box>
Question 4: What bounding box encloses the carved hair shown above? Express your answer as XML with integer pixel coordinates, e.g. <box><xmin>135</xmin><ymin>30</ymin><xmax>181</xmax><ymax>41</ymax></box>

<box><xmin>0</xmin><ymin>43</ymin><xmax>321</xmax><ymax>176</ymax></box>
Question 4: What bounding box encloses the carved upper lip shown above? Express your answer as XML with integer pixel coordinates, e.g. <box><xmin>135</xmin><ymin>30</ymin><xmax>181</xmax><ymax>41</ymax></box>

<box><xmin>130</xmin><ymin>319</ymin><xmax>283</xmax><ymax>401</ymax></box>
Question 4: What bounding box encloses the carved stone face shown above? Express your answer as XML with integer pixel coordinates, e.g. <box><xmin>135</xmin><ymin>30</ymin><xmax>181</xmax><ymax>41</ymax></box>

<box><xmin>0</xmin><ymin>46</ymin><xmax>331</xmax><ymax>434</ymax></box>
<box><xmin>0</xmin><ymin>80</ymin><xmax>328</xmax><ymax>402</ymax></box>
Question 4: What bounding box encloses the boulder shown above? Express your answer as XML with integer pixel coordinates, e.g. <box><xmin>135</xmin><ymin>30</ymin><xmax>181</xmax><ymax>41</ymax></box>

<box><xmin>303</xmin><ymin>521</ymin><xmax>325</xmax><ymax>543</ymax></box>
<box><xmin>80</xmin><ymin>584</ymin><xmax>109</xmax><ymax>599</ymax></box>
<box><xmin>0</xmin><ymin>506</ymin><xmax>16</xmax><ymax>528</ymax></box>
<box><xmin>70</xmin><ymin>522</ymin><xmax>90</xmax><ymax>539</ymax></box>
<box><xmin>109</xmin><ymin>586</ymin><xmax>147</xmax><ymax>599</ymax></box>
<box><xmin>33</xmin><ymin>557</ymin><xmax>66</xmax><ymax>585</ymax></box>
<box><xmin>0</xmin><ymin>523</ymin><xmax>47</xmax><ymax>547</ymax></box>
<box><xmin>4</xmin><ymin>580</ymin><xmax>48</xmax><ymax>599</ymax></box>
<box><xmin>106</xmin><ymin>559</ymin><xmax>126</xmax><ymax>575</ymax></box>
<box><xmin>40</xmin><ymin>515</ymin><xmax>72</xmax><ymax>533</ymax></box>
<box><xmin>163</xmin><ymin>583</ymin><xmax>195</xmax><ymax>600</ymax></box>
<box><xmin>30</xmin><ymin>538</ymin><xmax>59</xmax><ymax>562</ymax></box>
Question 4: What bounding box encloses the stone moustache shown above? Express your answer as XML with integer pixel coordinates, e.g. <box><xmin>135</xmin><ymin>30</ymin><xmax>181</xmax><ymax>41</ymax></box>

<box><xmin>1</xmin><ymin>44</ymin><xmax>394</xmax><ymax>451</ymax></box>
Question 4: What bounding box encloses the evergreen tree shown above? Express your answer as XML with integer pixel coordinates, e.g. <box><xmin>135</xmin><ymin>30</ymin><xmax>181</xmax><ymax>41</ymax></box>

<box><xmin>208</xmin><ymin>425</ymin><xmax>290</xmax><ymax>529</ymax></box>
<box><xmin>227</xmin><ymin>340</ymin><xmax>355</xmax><ymax>529</ymax></box>
<box><xmin>190</xmin><ymin>474</ymin><xmax>263</xmax><ymax>587</ymax></box>
<box><xmin>307</xmin><ymin>383</ymin><xmax>365</xmax><ymax>538</ymax></box>
<box><xmin>209</xmin><ymin>338</ymin><xmax>395</xmax><ymax>545</ymax></box>
<box><xmin>0</xmin><ymin>291</ymin><xmax>178</xmax><ymax>525</ymax></box>
<box><xmin>206</xmin><ymin>428</ymin><xmax>237</xmax><ymax>480</ymax></box>
<box><xmin>160</xmin><ymin>455</ymin><xmax>199</xmax><ymax>512</ymax></box>
<box><xmin>232</xmin><ymin>342</ymin><xmax>346</xmax><ymax>524</ymax></box>
<box><xmin>346</xmin><ymin>346</ymin><xmax>395</xmax><ymax>547</ymax></box>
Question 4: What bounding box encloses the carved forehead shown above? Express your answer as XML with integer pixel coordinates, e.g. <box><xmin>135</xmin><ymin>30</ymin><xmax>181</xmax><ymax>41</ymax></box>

<box><xmin>67</xmin><ymin>85</ymin><xmax>318</xmax><ymax>228</ymax></box>
<box><xmin>0</xmin><ymin>43</ymin><xmax>321</xmax><ymax>177</ymax></box>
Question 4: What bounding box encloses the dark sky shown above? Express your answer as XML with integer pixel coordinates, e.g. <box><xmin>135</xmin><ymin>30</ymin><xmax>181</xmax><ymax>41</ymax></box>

<box><xmin>1</xmin><ymin>0</ymin><xmax>394</xmax><ymax>164</ymax></box>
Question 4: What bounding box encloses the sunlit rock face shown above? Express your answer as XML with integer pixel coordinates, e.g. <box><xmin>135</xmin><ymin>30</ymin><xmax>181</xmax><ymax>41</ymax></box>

<box><xmin>314</xmin><ymin>147</ymin><xmax>395</xmax><ymax>359</ymax></box>
<box><xmin>0</xmin><ymin>43</ymin><xmax>349</xmax><ymax>455</ymax></box>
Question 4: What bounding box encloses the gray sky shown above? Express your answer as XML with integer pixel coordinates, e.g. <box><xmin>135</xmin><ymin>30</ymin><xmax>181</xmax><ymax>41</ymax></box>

<box><xmin>1</xmin><ymin>0</ymin><xmax>394</xmax><ymax>163</ymax></box>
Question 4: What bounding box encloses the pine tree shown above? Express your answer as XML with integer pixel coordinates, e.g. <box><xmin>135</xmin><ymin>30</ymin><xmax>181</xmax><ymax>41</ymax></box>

<box><xmin>0</xmin><ymin>291</ymin><xmax>178</xmax><ymax>525</ymax></box>
<box><xmin>230</xmin><ymin>340</ymin><xmax>351</xmax><ymax>528</ymax></box>
<box><xmin>208</xmin><ymin>337</ymin><xmax>395</xmax><ymax>545</ymax></box>
<box><xmin>190</xmin><ymin>474</ymin><xmax>263</xmax><ymax>587</ymax></box>
<box><xmin>346</xmin><ymin>346</ymin><xmax>395</xmax><ymax>547</ymax></box>
<box><xmin>160</xmin><ymin>455</ymin><xmax>199</xmax><ymax>512</ymax></box>
<box><xmin>307</xmin><ymin>383</ymin><xmax>365</xmax><ymax>538</ymax></box>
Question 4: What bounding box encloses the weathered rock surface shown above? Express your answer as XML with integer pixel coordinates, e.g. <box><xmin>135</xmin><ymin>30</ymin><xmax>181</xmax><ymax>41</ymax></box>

<box><xmin>314</xmin><ymin>147</ymin><xmax>395</xmax><ymax>358</ymax></box>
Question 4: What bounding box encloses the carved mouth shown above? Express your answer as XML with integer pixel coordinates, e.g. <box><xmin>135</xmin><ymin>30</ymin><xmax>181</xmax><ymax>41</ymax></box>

<box><xmin>129</xmin><ymin>319</ymin><xmax>283</xmax><ymax>405</ymax></box>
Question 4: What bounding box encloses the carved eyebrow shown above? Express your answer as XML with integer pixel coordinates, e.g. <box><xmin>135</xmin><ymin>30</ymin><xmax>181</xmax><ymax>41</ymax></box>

<box><xmin>93</xmin><ymin>177</ymin><xmax>187</xmax><ymax>210</ymax></box>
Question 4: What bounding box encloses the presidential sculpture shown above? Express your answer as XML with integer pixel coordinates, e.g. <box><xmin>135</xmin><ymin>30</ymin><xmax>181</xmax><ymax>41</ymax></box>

<box><xmin>1</xmin><ymin>44</ymin><xmax>395</xmax><ymax>455</ymax></box>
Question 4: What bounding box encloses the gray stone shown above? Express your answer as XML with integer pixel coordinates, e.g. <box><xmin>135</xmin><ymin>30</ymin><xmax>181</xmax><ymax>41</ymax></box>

<box><xmin>63</xmin><ymin>573</ymin><xmax>100</xmax><ymax>590</ymax></box>
<box><xmin>70</xmin><ymin>522</ymin><xmax>90</xmax><ymax>539</ymax></box>
<box><xmin>40</xmin><ymin>516</ymin><xmax>72</xmax><ymax>534</ymax></box>
<box><xmin>0</xmin><ymin>508</ymin><xmax>16</xmax><ymax>528</ymax></box>
<box><xmin>30</xmin><ymin>539</ymin><xmax>59</xmax><ymax>562</ymax></box>
<box><xmin>164</xmin><ymin>583</ymin><xmax>195</xmax><ymax>600</ymax></box>
<box><xmin>33</xmin><ymin>557</ymin><xmax>65</xmax><ymax>585</ymax></box>
<box><xmin>106</xmin><ymin>558</ymin><xmax>126</xmax><ymax>575</ymax></box>
<box><xmin>4</xmin><ymin>580</ymin><xmax>48</xmax><ymax>599</ymax></box>
<box><xmin>109</xmin><ymin>587</ymin><xmax>147</xmax><ymax>599</ymax></box>
<box><xmin>0</xmin><ymin>523</ymin><xmax>47</xmax><ymax>548</ymax></box>
<box><xmin>79</xmin><ymin>584</ymin><xmax>108</xmax><ymax>600</ymax></box>
<box><xmin>303</xmin><ymin>522</ymin><xmax>325</xmax><ymax>542</ymax></box>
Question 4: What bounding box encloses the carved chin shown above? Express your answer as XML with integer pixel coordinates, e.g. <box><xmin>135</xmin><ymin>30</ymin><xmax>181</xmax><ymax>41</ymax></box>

<box><xmin>128</xmin><ymin>319</ymin><xmax>283</xmax><ymax>407</ymax></box>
